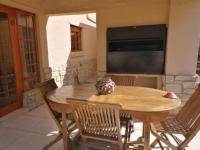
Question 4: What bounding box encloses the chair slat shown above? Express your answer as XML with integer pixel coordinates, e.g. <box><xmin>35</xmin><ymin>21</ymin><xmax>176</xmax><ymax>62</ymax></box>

<box><xmin>68</xmin><ymin>99</ymin><xmax>123</xmax><ymax>148</ymax></box>
<box><xmin>106</xmin><ymin>74</ymin><xmax>137</xmax><ymax>86</ymax></box>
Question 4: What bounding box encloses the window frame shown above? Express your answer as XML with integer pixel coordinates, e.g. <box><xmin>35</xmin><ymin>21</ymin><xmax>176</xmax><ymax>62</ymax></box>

<box><xmin>70</xmin><ymin>24</ymin><xmax>82</xmax><ymax>52</ymax></box>
<box><xmin>16</xmin><ymin>10</ymin><xmax>40</xmax><ymax>91</ymax></box>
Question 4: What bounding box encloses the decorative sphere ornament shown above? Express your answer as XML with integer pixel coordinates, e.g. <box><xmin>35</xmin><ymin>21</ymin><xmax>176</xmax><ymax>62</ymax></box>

<box><xmin>95</xmin><ymin>77</ymin><xmax>116</xmax><ymax>95</ymax></box>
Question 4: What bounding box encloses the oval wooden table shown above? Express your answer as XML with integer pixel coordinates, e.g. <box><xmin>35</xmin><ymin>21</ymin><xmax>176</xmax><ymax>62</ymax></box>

<box><xmin>47</xmin><ymin>84</ymin><xmax>181</xmax><ymax>150</ymax></box>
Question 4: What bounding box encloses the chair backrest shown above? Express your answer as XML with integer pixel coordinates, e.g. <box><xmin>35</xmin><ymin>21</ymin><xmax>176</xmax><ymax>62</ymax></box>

<box><xmin>37</xmin><ymin>79</ymin><xmax>62</xmax><ymax>131</ymax></box>
<box><xmin>68</xmin><ymin>99</ymin><xmax>122</xmax><ymax>144</ymax></box>
<box><xmin>106</xmin><ymin>74</ymin><xmax>137</xmax><ymax>86</ymax></box>
<box><xmin>177</xmin><ymin>84</ymin><xmax>200</xmax><ymax>135</ymax></box>
<box><xmin>37</xmin><ymin>79</ymin><xmax>58</xmax><ymax>97</ymax></box>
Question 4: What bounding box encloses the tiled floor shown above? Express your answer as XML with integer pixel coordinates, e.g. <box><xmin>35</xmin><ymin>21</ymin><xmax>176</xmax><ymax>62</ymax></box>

<box><xmin>0</xmin><ymin>105</ymin><xmax>199</xmax><ymax>150</ymax></box>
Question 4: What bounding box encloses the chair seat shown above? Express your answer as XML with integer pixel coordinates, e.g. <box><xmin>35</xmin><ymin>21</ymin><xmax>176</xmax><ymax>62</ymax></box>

<box><xmin>153</xmin><ymin>117</ymin><xmax>190</xmax><ymax>135</ymax></box>
<box><xmin>79</xmin><ymin>139</ymin><xmax>121</xmax><ymax>150</ymax></box>
<box><xmin>82</xmin><ymin>132</ymin><xmax>119</xmax><ymax>141</ymax></box>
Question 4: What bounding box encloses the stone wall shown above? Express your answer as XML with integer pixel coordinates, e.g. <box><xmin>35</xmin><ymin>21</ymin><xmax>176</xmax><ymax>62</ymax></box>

<box><xmin>23</xmin><ymin>89</ymin><xmax>43</xmax><ymax>109</ymax></box>
<box><xmin>163</xmin><ymin>74</ymin><xmax>199</xmax><ymax>102</ymax></box>
<box><xmin>23</xmin><ymin>58</ymin><xmax>97</xmax><ymax>109</ymax></box>
<box><xmin>43</xmin><ymin>58</ymin><xmax>97</xmax><ymax>87</ymax></box>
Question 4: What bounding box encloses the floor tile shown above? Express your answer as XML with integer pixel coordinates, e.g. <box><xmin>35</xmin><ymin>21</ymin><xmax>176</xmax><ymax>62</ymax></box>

<box><xmin>0</xmin><ymin>127</ymin><xmax>26</xmax><ymax>149</ymax></box>
<box><xmin>26</xmin><ymin>105</ymin><xmax>51</xmax><ymax>119</ymax></box>
<box><xmin>0</xmin><ymin>115</ymin><xmax>44</xmax><ymax>131</ymax></box>
<box><xmin>0</xmin><ymin>108</ymin><xmax>28</xmax><ymax>122</ymax></box>
<box><xmin>3</xmin><ymin>132</ymin><xmax>56</xmax><ymax>150</ymax></box>
<box><xmin>29</xmin><ymin>118</ymin><xmax>58</xmax><ymax>135</ymax></box>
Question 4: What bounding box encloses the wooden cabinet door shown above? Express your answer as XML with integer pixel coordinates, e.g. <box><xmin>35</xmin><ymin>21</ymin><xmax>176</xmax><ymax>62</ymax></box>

<box><xmin>0</xmin><ymin>5</ymin><xmax>23</xmax><ymax>117</ymax></box>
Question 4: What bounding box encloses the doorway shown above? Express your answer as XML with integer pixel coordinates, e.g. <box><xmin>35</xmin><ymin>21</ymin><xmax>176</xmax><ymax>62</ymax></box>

<box><xmin>0</xmin><ymin>5</ymin><xmax>39</xmax><ymax>116</ymax></box>
<box><xmin>0</xmin><ymin>5</ymin><xmax>23</xmax><ymax>116</ymax></box>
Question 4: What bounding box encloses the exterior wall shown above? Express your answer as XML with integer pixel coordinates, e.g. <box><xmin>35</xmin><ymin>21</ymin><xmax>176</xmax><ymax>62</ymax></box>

<box><xmin>164</xmin><ymin>0</ymin><xmax>200</xmax><ymax>106</ymax></box>
<box><xmin>96</xmin><ymin>0</ymin><xmax>169</xmax><ymax>72</ymax></box>
<box><xmin>96</xmin><ymin>0</ymin><xmax>200</xmax><ymax>75</ymax></box>
<box><xmin>46</xmin><ymin>14</ymin><xmax>97</xmax><ymax>87</ymax></box>
<box><xmin>96</xmin><ymin>0</ymin><xmax>169</xmax><ymax>89</ymax></box>
<box><xmin>166</xmin><ymin>0</ymin><xmax>200</xmax><ymax>75</ymax></box>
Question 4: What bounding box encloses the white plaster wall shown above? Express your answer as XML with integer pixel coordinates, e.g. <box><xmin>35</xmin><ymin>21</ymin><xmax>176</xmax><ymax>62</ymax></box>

<box><xmin>46</xmin><ymin>13</ymin><xmax>96</xmax><ymax>68</ymax></box>
<box><xmin>166</xmin><ymin>0</ymin><xmax>200</xmax><ymax>75</ymax></box>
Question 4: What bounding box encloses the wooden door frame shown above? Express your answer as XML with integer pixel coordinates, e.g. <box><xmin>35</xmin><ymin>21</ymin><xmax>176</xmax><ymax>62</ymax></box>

<box><xmin>0</xmin><ymin>4</ymin><xmax>23</xmax><ymax>117</ymax></box>
<box><xmin>16</xmin><ymin>11</ymin><xmax>41</xmax><ymax>91</ymax></box>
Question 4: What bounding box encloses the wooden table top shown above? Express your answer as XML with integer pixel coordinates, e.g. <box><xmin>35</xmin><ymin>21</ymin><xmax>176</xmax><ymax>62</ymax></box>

<box><xmin>46</xmin><ymin>84</ymin><xmax>181</xmax><ymax>113</ymax></box>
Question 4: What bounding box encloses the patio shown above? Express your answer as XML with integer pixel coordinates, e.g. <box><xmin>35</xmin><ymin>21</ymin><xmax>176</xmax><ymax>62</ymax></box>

<box><xmin>1</xmin><ymin>0</ymin><xmax>200</xmax><ymax>149</ymax></box>
<box><xmin>0</xmin><ymin>105</ymin><xmax>200</xmax><ymax>150</ymax></box>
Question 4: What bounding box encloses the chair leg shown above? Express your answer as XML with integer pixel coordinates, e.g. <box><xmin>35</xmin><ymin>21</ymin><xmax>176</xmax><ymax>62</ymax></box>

<box><xmin>82</xmin><ymin>138</ymin><xmax>88</xmax><ymax>150</ymax></box>
<box><xmin>151</xmin><ymin>132</ymin><xmax>178</xmax><ymax>150</ymax></box>
<box><xmin>157</xmin><ymin>139</ymin><xmax>165</xmax><ymax>150</ymax></box>
<box><xmin>151</xmin><ymin>138</ymin><xmax>158</xmax><ymax>148</ymax></box>
<box><xmin>127</xmin><ymin>122</ymin><xmax>134</xmax><ymax>141</ymax></box>
<box><xmin>43</xmin><ymin>133</ymin><xmax>63</xmax><ymax>150</ymax></box>
<box><xmin>123</xmin><ymin>120</ymin><xmax>129</xmax><ymax>150</ymax></box>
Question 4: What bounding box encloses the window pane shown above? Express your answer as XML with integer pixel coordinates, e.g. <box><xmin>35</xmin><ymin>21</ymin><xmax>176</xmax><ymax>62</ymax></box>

<box><xmin>0</xmin><ymin>12</ymin><xmax>17</xmax><ymax>107</ymax></box>
<box><xmin>70</xmin><ymin>25</ymin><xmax>82</xmax><ymax>52</ymax></box>
<box><xmin>17</xmin><ymin>12</ymin><xmax>39</xmax><ymax>90</ymax></box>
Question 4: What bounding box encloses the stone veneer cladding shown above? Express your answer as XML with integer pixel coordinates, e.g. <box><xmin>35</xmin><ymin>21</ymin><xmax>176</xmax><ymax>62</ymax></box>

<box><xmin>163</xmin><ymin>74</ymin><xmax>199</xmax><ymax>103</ymax></box>
<box><xmin>23</xmin><ymin>59</ymin><xmax>96</xmax><ymax>109</ymax></box>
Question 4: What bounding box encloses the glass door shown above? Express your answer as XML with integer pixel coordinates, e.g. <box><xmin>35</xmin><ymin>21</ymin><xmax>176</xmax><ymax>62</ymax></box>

<box><xmin>0</xmin><ymin>6</ymin><xmax>23</xmax><ymax>116</ymax></box>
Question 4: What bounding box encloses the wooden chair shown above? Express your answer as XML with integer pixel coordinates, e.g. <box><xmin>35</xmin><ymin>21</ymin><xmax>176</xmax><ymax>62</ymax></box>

<box><xmin>106</xmin><ymin>74</ymin><xmax>137</xmax><ymax>143</ymax></box>
<box><xmin>68</xmin><ymin>99</ymin><xmax>124</xmax><ymax>150</ymax></box>
<box><xmin>151</xmin><ymin>84</ymin><xmax>200</xmax><ymax>150</ymax></box>
<box><xmin>106</xmin><ymin>74</ymin><xmax>137</xmax><ymax>86</ymax></box>
<box><xmin>37</xmin><ymin>79</ymin><xmax>77</xmax><ymax>150</ymax></box>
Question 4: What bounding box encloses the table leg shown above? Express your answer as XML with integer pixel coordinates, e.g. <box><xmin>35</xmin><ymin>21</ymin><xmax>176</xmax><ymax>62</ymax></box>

<box><xmin>62</xmin><ymin>112</ymin><xmax>68</xmax><ymax>150</ymax></box>
<box><xmin>143</xmin><ymin>122</ymin><xmax>151</xmax><ymax>150</ymax></box>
